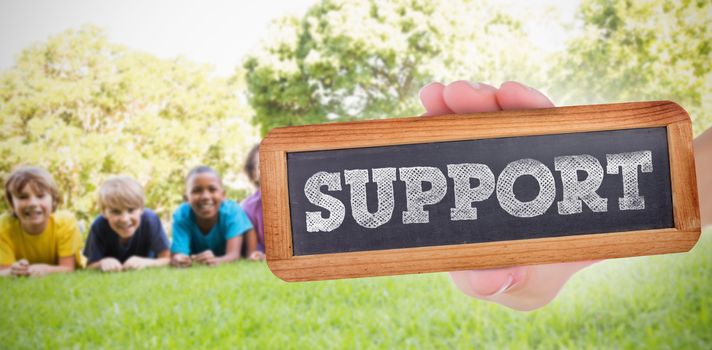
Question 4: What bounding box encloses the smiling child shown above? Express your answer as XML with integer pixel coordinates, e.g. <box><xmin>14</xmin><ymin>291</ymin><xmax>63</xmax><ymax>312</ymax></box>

<box><xmin>0</xmin><ymin>166</ymin><xmax>84</xmax><ymax>277</ymax></box>
<box><xmin>170</xmin><ymin>166</ymin><xmax>253</xmax><ymax>267</ymax></box>
<box><xmin>84</xmin><ymin>176</ymin><xmax>170</xmax><ymax>272</ymax></box>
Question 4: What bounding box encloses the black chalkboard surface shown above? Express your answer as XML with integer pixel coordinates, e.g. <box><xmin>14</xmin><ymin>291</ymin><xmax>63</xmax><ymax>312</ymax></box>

<box><xmin>260</xmin><ymin>101</ymin><xmax>699</xmax><ymax>281</ymax></box>
<box><xmin>287</xmin><ymin>127</ymin><xmax>673</xmax><ymax>255</ymax></box>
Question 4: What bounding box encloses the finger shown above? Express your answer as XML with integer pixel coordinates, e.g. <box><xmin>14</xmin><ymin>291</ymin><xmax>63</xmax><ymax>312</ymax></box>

<box><xmin>450</xmin><ymin>266</ymin><xmax>527</xmax><ymax>297</ymax></box>
<box><xmin>494</xmin><ymin>261</ymin><xmax>601</xmax><ymax>310</ymax></box>
<box><xmin>12</xmin><ymin>267</ymin><xmax>28</xmax><ymax>275</ymax></box>
<box><xmin>495</xmin><ymin>81</ymin><xmax>554</xmax><ymax>110</ymax></box>
<box><xmin>12</xmin><ymin>268</ymin><xmax>29</xmax><ymax>276</ymax></box>
<box><xmin>442</xmin><ymin>81</ymin><xmax>501</xmax><ymax>114</ymax></box>
<box><xmin>419</xmin><ymin>82</ymin><xmax>453</xmax><ymax>116</ymax></box>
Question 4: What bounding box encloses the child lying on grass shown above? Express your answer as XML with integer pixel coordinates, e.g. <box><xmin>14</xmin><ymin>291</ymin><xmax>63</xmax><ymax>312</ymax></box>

<box><xmin>0</xmin><ymin>166</ymin><xmax>84</xmax><ymax>277</ymax></box>
<box><xmin>84</xmin><ymin>176</ymin><xmax>170</xmax><ymax>272</ymax></box>
<box><xmin>242</xmin><ymin>144</ymin><xmax>266</xmax><ymax>261</ymax></box>
<box><xmin>170</xmin><ymin>166</ymin><xmax>254</xmax><ymax>267</ymax></box>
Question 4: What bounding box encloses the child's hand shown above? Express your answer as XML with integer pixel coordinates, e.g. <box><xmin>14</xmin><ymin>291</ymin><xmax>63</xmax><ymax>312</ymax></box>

<box><xmin>99</xmin><ymin>257</ymin><xmax>123</xmax><ymax>272</ymax></box>
<box><xmin>27</xmin><ymin>264</ymin><xmax>55</xmax><ymax>277</ymax></box>
<box><xmin>191</xmin><ymin>250</ymin><xmax>217</xmax><ymax>266</ymax></box>
<box><xmin>248</xmin><ymin>251</ymin><xmax>266</xmax><ymax>261</ymax></box>
<box><xmin>123</xmin><ymin>256</ymin><xmax>152</xmax><ymax>270</ymax></box>
<box><xmin>420</xmin><ymin>80</ymin><xmax>600</xmax><ymax>311</ymax></box>
<box><xmin>10</xmin><ymin>259</ymin><xmax>30</xmax><ymax>277</ymax></box>
<box><xmin>171</xmin><ymin>254</ymin><xmax>192</xmax><ymax>268</ymax></box>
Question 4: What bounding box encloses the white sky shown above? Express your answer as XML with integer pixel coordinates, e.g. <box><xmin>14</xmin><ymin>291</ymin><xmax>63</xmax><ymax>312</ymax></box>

<box><xmin>0</xmin><ymin>0</ymin><xmax>581</xmax><ymax>77</ymax></box>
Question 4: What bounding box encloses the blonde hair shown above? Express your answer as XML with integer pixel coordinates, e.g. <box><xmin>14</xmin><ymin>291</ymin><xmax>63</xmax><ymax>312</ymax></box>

<box><xmin>98</xmin><ymin>176</ymin><xmax>145</xmax><ymax>211</ymax></box>
<box><xmin>4</xmin><ymin>166</ymin><xmax>61</xmax><ymax>212</ymax></box>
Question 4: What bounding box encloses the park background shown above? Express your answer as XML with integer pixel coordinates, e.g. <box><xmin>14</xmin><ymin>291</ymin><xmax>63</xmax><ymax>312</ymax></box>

<box><xmin>1</xmin><ymin>0</ymin><xmax>710</xmax><ymax>348</ymax></box>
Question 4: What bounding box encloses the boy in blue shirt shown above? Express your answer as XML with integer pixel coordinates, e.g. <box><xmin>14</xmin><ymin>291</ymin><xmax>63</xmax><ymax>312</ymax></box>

<box><xmin>170</xmin><ymin>166</ymin><xmax>253</xmax><ymax>267</ymax></box>
<box><xmin>85</xmin><ymin>176</ymin><xmax>170</xmax><ymax>272</ymax></box>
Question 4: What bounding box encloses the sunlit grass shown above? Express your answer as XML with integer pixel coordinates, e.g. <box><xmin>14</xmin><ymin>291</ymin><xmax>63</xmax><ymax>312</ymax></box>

<box><xmin>1</xmin><ymin>231</ymin><xmax>710</xmax><ymax>349</ymax></box>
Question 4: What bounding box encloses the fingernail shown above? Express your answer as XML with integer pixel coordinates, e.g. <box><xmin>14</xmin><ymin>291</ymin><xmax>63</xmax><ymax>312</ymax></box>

<box><xmin>491</xmin><ymin>274</ymin><xmax>515</xmax><ymax>296</ymax></box>
<box><xmin>468</xmin><ymin>81</ymin><xmax>481</xmax><ymax>89</ymax></box>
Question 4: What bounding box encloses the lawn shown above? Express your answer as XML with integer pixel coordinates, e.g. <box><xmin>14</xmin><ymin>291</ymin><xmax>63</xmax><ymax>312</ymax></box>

<box><xmin>2</xmin><ymin>231</ymin><xmax>710</xmax><ymax>349</ymax></box>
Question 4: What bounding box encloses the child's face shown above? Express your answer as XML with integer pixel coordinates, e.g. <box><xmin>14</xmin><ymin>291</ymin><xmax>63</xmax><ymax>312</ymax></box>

<box><xmin>103</xmin><ymin>206</ymin><xmax>143</xmax><ymax>239</ymax></box>
<box><xmin>186</xmin><ymin>173</ymin><xmax>225</xmax><ymax>221</ymax></box>
<box><xmin>11</xmin><ymin>183</ymin><xmax>53</xmax><ymax>232</ymax></box>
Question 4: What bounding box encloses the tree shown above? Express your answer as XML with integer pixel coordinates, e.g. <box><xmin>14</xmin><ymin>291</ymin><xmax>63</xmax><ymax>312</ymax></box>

<box><xmin>243</xmin><ymin>0</ymin><xmax>544</xmax><ymax>136</ymax></box>
<box><xmin>551</xmin><ymin>0</ymin><xmax>711</xmax><ymax>134</ymax></box>
<box><xmin>0</xmin><ymin>25</ymin><xmax>258</xmax><ymax>224</ymax></box>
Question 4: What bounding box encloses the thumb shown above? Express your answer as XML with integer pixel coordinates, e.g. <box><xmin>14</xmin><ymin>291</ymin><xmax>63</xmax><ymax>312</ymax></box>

<box><xmin>449</xmin><ymin>266</ymin><xmax>527</xmax><ymax>297</ymax></box>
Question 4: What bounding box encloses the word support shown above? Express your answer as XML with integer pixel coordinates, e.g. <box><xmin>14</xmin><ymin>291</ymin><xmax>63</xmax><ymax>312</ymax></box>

<box><xmin>304</xmin><ymin>151</ymin><xmax>652</xmax><ymax>232</ymax></box>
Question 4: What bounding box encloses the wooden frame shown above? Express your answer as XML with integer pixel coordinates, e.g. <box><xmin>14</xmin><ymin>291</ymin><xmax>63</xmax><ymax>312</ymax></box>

<box><xmin>260</xmin><ymin>101</ymin><xmax>700</xmax><ymax>282</ymax></box>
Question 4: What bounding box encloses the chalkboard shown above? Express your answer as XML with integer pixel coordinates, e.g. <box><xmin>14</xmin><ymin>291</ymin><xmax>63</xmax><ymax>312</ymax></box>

<box><xmin>260</xmin><ymin>101</ymin><xmax>700</xmax><ymax>281</ymax></box>
<box><xmin>287</xmin><ymin>127</ymin><xmax>673</xmax><ymax>255</ymax></box>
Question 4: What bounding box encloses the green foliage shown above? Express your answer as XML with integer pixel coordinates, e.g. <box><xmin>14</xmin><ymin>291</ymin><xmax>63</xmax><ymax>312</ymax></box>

<box><xmin>243</xmin><ymin>0</ymin><xmax>543</xmax><ymax>136</ymax></box>
<box><xmin>550</xmin><ymin>0</ymin><xmax>712</xmax><ymax>134</ymax></box>
<box><xmin>0</xmin><ymin>26</ymin><xmax>258</xmax><ymax>223</ymax></box>
<box><xmin>1</xmin><ymin>231</ymin><xmax>711</xmax><ymax>348</ymax></box>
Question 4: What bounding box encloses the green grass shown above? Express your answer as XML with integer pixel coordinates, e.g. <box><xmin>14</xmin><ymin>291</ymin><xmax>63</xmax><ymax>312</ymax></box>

<box><xmin>2</xmin><ymin>231</ymin><xmax>711</xmax><ymax>349</ymax></box>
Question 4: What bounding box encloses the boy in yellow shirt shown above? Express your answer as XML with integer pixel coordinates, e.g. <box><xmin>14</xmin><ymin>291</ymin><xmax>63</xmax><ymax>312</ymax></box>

<box><xmin>0</xmin><ymin>166</ymin><xmax>84</xmax><ymax>277</ymax></box>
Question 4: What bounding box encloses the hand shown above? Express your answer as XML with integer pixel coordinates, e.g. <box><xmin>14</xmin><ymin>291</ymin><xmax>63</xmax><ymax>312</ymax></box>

<box><xmin>27</xmin><ymin>264</ymin><xmax>55</xmax><ymax>277</ymax></box>
<box><xmin>10</xmin><ymin>259</ymin><xmax>30</xmax><ymax>277</ymax></box>
<box><xmin>99</xmin><ymin>257</ymin><xmax>123</xmax><ymax>272</ymax></box>
<box><xmin>420</xmin><ymin>80</ymin><xmax>600</xmax><ymax>311</ymax></box>
<box><xmin>123</xmin><ymin>256</ymin><xmax>152</xmax><ymax>270</ymax></box>
<box><xmin>248</xmin><ymin>250</ymin><xmax>266</xmax><ymax>261</ymax></box>
<box><xmin>191</xmin><ymin>250</ymin><xmax>217</xmax><ymax>266</ymax></box>
<box><xmin>171</xmin><ymin>254</ymin><xmax>192</xmax><ymax>268</ymax></box>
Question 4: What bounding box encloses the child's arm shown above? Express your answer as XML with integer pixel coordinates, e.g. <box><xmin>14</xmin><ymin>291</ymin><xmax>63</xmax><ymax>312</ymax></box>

<box><xmin>155</xmin><ymin>250</ymin><xmax>171</xmax><ymax>265</ymax></box>
<box><xmin>216</xmin><ymin>236</ymin><xmax>242</xmax><ymax>264</ymax></box>
<box><xmin>0</xmin><ymin>263</ymin><xmax>15</xmax><ymax>276</ymax></box>
<box><xmin>123</xmin><ymin>250</ymin><xmax>170</xmax><ymax>270</ymax></box>
<box><xmin>194</xmin><ymin>202</ymin><xmax>250</xmax><ymax>265</ymax></box>
<box><xmin>694</xmin><ymin>127</ymin><xmax>712</xmax><ymax>227</ymax></box>
<box><xmin>245</xmin><ymin>229</ymin><xmax>265</xmax><ymax>260</ymax></box>
<box><xmin>88</xmin><ymin>257</ymin><xmax>123</xmax><ymax>272</ymax></box>
<box><xmin>192</xmin><ymin>236</ymin><xmax>242</xmax><ymax>266</ymax></box>
<box><xmin>124</xmin><ymin>211</ymin><xmax>172</xmax><ymax>270</ymax></box>
<box><xmin>25</xmin><ymin>256</ymin><xmax>75</xmax><ymax>277</ymax></box>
